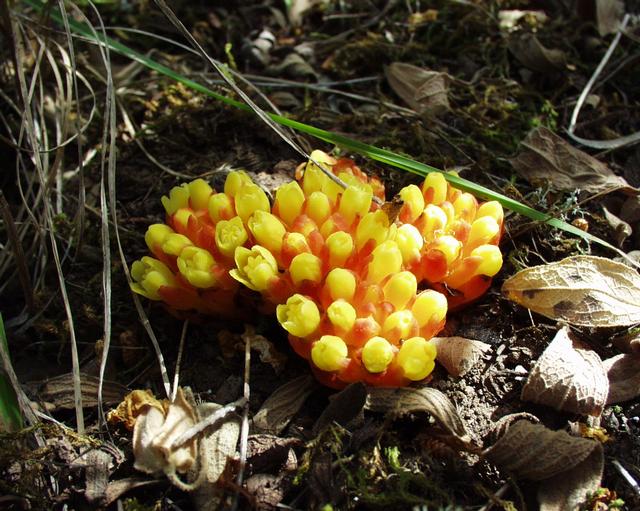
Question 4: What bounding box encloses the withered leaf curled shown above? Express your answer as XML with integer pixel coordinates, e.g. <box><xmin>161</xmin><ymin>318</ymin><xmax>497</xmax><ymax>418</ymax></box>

<box><xmin>603</xmin><ymin>353</ymin><xmax>640</xmax><ymax>404</ymax></box>
<box><xmin>484</xmin><ymin>420</ymin><xmax>602</xmax><ymax>481</ymax></box>
<box><xmin>133</xmin><ymin>388</ymin><xmax>197</xmax><ymax>476</ymax></box>
<box><xmin>508</xmin><ymin>34</ymin><xmax>566</xmax><ymax>73</ymax></box>
<box><xmin>252</xmin><ymin>375</ymin><xmax>315</xmax><ymax>435</ymax></box>
<box><xmin>366</xmin><ymin>386</ymin><xmax>470</xmax><ymax>443</ymax></box>
<box><xmin>521</xmin><ymin>327</ymin><xmax>608</xmax><ymax>416</ymax></box>
<box><xmin>385</xmin><ymin>62</ymin><xmax>450</xmax><ymax>116</ymax></box>
<box><xmin>510</xmin><ymin>127</ymin><xmax>633</xmax><ymax>194</ymax></box>
<box><xmin>503</xmin><ymin>255</ymin><xmax>640</xmax><ymax>327</ymax></box>
<box><xmin>432</xmin><ymin>337</ymin><xmax>491</xmax><ymax>377</ymax></box>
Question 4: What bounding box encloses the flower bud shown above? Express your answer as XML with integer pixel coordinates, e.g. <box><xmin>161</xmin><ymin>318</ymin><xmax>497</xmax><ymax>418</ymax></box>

<box><xmin>452</xmin><ymin>192</ymin><xmax>478</xmax><ymax>224</ymax></box>
<box><xmin>471</xmin><ymin>244</ymin><xmax>503</xmax><ymax>277</ymax></box>
<box><xmin>383</xmin><ymin>271</ymin><xmax>417</xmax><ymax>310</ymax></box>
<box><xmin>248</xmin><ymin>210</ymin><xmax>286</xmax><ymax>253</ymax></box>
<box><xmin>173</xmin><ymin>208</ymin><xmax>196</xmax><ymax>232</ymax></box>
<box><xmin>162</xmin><ymin>233</ymin><xmax>193</xmax><ymax>256</ymax></box>
<box><xmin>161</xmin><ymin>184</ymin><xmax>190</xmax><ymax>215</ymax></box>
<box><xmin>276</xmin><ymin>294</ymin><xmax>321</xmax><ymax>338</ymax></box>
<box><xmin>325</xmin><ymin>268</ymin><xmax>356</xmax><ymax>301</ymax></box>
<box><xmin>224</xmin><ymin>170</ymin><xmax>253</xmax><ymax>198</ymax></box>
<box><xmin>145</xmin><ymin>224</ymin><xmax>174</xmax><ymax>253</ymax></box>
<box><xmin>215</xmin><ymin>216</ymin><xmax>248</xmax><ymax>258</ymax></box>
<box><xmin>394</xmin><ymin>224</ymin><xmax>423</xmax><ymax>265</ymax></box>
<box><xmin>399</xmin><ymin>184</ymin><xmax>425</xmax><ymax>223</ymax></box>
<box><xmin>367</xmin><ymin>240</ymin><xmax>402</xmax><ymax>284</ymax></box>
<box><xmin>430</xmin><ymin>235</ymin><xmax>461</xmax><ymax>266</ymax></box>
<box><xmin>356</xmin><ymin>210</ymin><xmax>390</xmax><ymax>251</ymax></box>
<box><xmin>236</xmin><ymin>183</ymin><xmax>270</xmax><ymax>223</ymax></box>
<box><xmin>466</xmin><ymin>217</ymin><xmax>500</xmax><ymax>251</ymax></box>
<box><xmin>421</xmin><ymin>172</ymin><xmax>447</xmax><ymax>205</ymax></box>
<box><xmin>282</xmin><ymin>232</ymin><xmax>310</xmax><ymax>261</ymax></box>
<box><xmin>230</xmin><ymin>245</ymin><xmax>278</xmax><ymax>291</ymax></box>
<box><xmin>397</xmin><ymin>337</ymin><xmax>437</xmax><ymax>381</ymax></box>
<box><xmin>326</xmin><ymin>231</ymin><xmax>354</xmax><ymax>268</ymax></box>
<box><xmin>303</xmin><ymin>150</ymin><xmax>336</xmax><ymax>195</ymax></box>
<box><xmin>327</xmin><ymin>300</ymin><xmax>357</xmax><ymax>332</ymax></box>
<box><xmin>476</xmin><ymin>201</ymin><xmax>504</xmax><ymax>225</ymax></box>
<box><xmin>362</xmin><ymin>337</ymin><xmax>394</xmax><ymax>373</ymax></box>
<box><xmin>418</xmin><ymin>204</ymin><xmax>448</xmax><ymax>240</ymax></box>
<box><xmin>131</xmin><ymin>257</ymin><xmax>179</xmax><ymax>300</ymax></box>
<box><xmin>208</xmin><ymin>193</ymin><xmax>234</xmax><ymax>224</ymax></box>
<box><xmin>177</xmin><ymin>246</ymin><xmax>217</xmax><ymax>288</ymax></box>
<box><xmin>311</xmin><ymin>335</ymin><xmax>348</xmax><ymax>372</ymax></box>
<box><xmin>338</xmin><ymin>185</ymin><xmax>372</xmax><ymax>224</ymax></box>
<box><xmin>289</xmin><ymin>253</ymin><xmax>322</xmax><ymax>286</ymax></box>
<box><xmin>382</xmin><ymin>310</ymin><xmax>417</xmax><ymax>341</ymax></box>
<box><xmin>275</xmin><ymin>181</ymin><xmax>305</xmax><ymax>226</ymax></box>
<box><xmin>411</xmin><ymin>290</ymin><xmax>447</xmax><ymax>327</ymax></box>
<box><xmin>188</xmin><ymin>179</ymin><xmax>213</xmax><ymax>210</ymax></box>
<box><xmin>305</xmin><ymin>191</ymin><xmax>331</xmax><ymax>226</ymax></box>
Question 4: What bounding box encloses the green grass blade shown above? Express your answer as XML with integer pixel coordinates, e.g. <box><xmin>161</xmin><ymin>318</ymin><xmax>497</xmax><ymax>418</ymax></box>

<box><xmin>23</xmin><ymin>0</ymin><xmax>628</xmax><ymax>258</ymax></box>
<box><xmin>0</xmin><ymin>314</ymin><xmax>24</xmax><ymax>431</ymax></box>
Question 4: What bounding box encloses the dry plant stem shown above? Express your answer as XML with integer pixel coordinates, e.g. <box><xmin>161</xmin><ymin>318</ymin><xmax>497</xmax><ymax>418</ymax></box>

<box><xmin>0</xmin><ymin>190</ymin><xmax>34</xmax><ymax>312</ymax></box>
<box><xmin>231</xmin><ymin>331</ymin><xmax>251</xmax><ymax>511</ymax></box>
<box><xmin>171</xmin><ymin>320</ymin><xmax>189</xmax><ymax>401</ymax></box>
<box><xmin>151</xmin><ymin>0</ymin><xmax>380</xmax><ymax>205</ymax></box>
<box><xmin>568</xmin><ymin>14</ymin><xmax>639</xmax><ymax>149</ymax></box>
<box><xmin>477</xmin><ymin>482</ymin><xmax>510</xmax><ymax>511</ymax></box>
<box><xmin>10</xmin><ymin>11</ymin><xmax>85</xmax><ymax>433</ymax></box>
<box><xmin>170</xmin><ymin>397</ymin><xmax>247</xmax><ymax>449</ymax></box>
<box><xmin>612</xmin><ymin>459</ymin><xmax>640</xmax><ymax>495</ymax></box>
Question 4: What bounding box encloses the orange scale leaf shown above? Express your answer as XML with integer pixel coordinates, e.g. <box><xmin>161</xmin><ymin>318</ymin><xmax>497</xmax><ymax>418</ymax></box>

<box><xmin>158</xmin><ymin>285</ymin><xmax>201</xmax><ymax>311</ymax></box>
<box><xmin>449</xmin><ymin>219</ymin><xmax>471</xmax><ymax>243</ymax></box>
<box><xmin>419</xmin><ymin>250</ymin><xmax>449</xmax><ymax>283</ymax></box>
<box><xmin>288</xmin><ymin>335</ymin><xmax>313</xmax><ymax>360</ymax></box>
<box><xmin>444</xmin><ymin>276</ymin><xmax>492</xmax><ymax>310</ymax></box>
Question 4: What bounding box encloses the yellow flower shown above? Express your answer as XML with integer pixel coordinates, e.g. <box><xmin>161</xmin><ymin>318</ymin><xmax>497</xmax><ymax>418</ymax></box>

<box><xmin>476</xmin><ymin>201</ymin><xmax>504</xmax><ymax>224</ymax></box>
<box><xmin>306</xmin><ymin>191</ymin><xmax>331</xmax><ymax>226</ymax></box>
<box><xmin>275</xmin><ymin>181</ymin><xmax>305</xmax><ymax>226</ymax></box>
<box><xmin>161</xmin><ymin>184</ymin><xmax>190</xmax><ymax>215</ymax></box>
<box><xmin>326</xmin><ymin>232</ymin><xmax>354</xmax><ymax>268</ymax></box>
<box><xmin>362</xmin><ymin>337</ymin><xmax>394</xmax><ymax>373</ymax></box>
<box><xmin>235</xmin><ymin>183</ymin><xmax>270</xmax><ymax>223</ymax></box>
<box><xmin>397</xmin><ymin>337</ymin><xmax>437</xmax><ymax>381</ymax></box>
<box><xmin>145</xmin><ymin>224</ymin><xmax>174</xmax><ymax>253</ymax></box>
<box><xmin>215</xmin><ymin>216</ymin><xmax>248</xmax><ymax>259</ymax></box>
<box><xmin>383</xmin><ymin>271</ymin><xmax>417</xmax><ymax>310</ymax></box>
<box><xmin>224</xmin><ymin>170</ymin><xmax>254</xmax><ymax>198</ymax></box>
<box><xmin>338</xmin><ymin>185</ymin><xmax>372</xmax><ymax>224</ymax></box>
<box><xmin>355</xmin><ymin>210</ymin><xmax>389</xmax><ymax>251</ymax></box>
<box><xmin>367</xmin><ymin>240</ymin><xmax>402</xmax><ymax>284</ymax></box>
<box><xmin>162</xmin><ymin>233</ymin><xmax>193</xmax><ymax>256</ymax></box>
<box><xmin>470</xmin><ymin>244</ymin><xmax>503</xmax><ymax>277</ymax></box>
<box><xmin>289</xmin><ymin>253</ymin><xmax>322</xmax><ymax>286</ymax></box>
<box><xmin>411</xmin><ymin>290</ymin><xmax>447</xmax><ymax>327</ymax></box>
<box><xmin>230</xmin><ymin>245</ymin><xmax>278</xmax><ymax>292</ymax></box>
<box><xmin>419</xmin><ymin>204</ymin><xmax>448</xmax><ymax>240</ymax></box>
<box><xmin>394</xmin><ymin>224</ymin><xmax>423</xmax><ymax>265</ymax></box>
<box><xmin>327</xmin><ymin>299</ymin><xmax>357</xmax><ymax>332</ymax></box>
<box><xmin>324</xmin><ymin>268</ymin><xmax>356</xmax><ymax>301</ymax></box>
<box><xmin>208</xmin><ymin>193</ymin><xmax>234</xmax><ymax>224</ymax></box>
<box><xmin>276</xmin><ymin>294</ymin><xmax>320</xmax><ymax>338</ymax></box>
<box><xmin>399</xmin><ymin>184</ymin><xmax>424</xmax><ymax>223</ymax></box>
<box><xmin>430</xmin><ymin>235</ymin><xmax>461</xmax><ymax>265</ymax></box>
<box><xmin>131</xmin><ymin>257</ymin><xmax>178</xmax><ymax>300</ymax></box>
<box><xmin>302</xmin><ymin>150</ymin><xmax>336</xmax><ymax>196</ymax></box>
<box><xmin>188</xmin><ymin>179</ymin><xmax>213</xmax><ymax>210</ymax></box>
<box><xmin>248</xmin><ymin>210</ymin><xmax>286</xmax><ymax>253</ymax></box>
<box><xmin>382</xmin><ymin>310</ymin><xmax>417</xmax><ymax>340</ymax></box>
<box><xmin>421</xmin><ymin>172</ymin><xmax>447</xmax><ymax>205</ymax></box>
<box><xmin>177</xmin><ymin>246</ymin><xmax>218</xmax><ymax>288</ymax></box>
<box><xmin>311</xmin><ymin>335</ymin><xmax>348</xmax><ymax>372</ymax></box>
<box><xmin>466</xmin><ymin>217</ymin><xmax>500</xmax><ymax>251</ymax></box>
<box><xmin>452</xmin><ymin>192</ymin><xmax>477</xmax><ymax>223</ymax></box>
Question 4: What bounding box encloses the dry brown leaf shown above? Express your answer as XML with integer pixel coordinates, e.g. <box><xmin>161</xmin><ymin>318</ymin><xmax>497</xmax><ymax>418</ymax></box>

<box><xmin>132</xmin><ymin>388</ymin><xmax>198</xmax><ymax>476</ymax></box>
<box><xmin>313</xmin><ymin>382</ymin><xmax>367</xmax><ymax>435</ymax></box>
<box><xmin>108</xmin><ymin>389</ymin><xmax>166</xmax><ymax>430</ymax></box>
<box><xmin>521</xmin><ymin>327</ymin><xmax>608</xmax><ymax>416</ymax></box>
<box><xmin>385</xmin><ymin>62</ymin><xmax>450</xmax><ymax>116</ymax></box>
<box><xmin>484</xmin><ymin>420</ymin><xmax>601</xmax><ymax>481</ymax></box>
<box><xmin>510</xmin><ymin>127</ymin><xmax>634</xmax><ymax>194</ymax></box>
<box><xmin>252</xmin><ymin>375</ymin><xmax>315</xmax><ymax>435</ymax></box>
<box><xmin>508</xmin><ymin>34</ymin><xmax>566</xmax><ymax>73</ymax></box>
<box><xmin>596</xmin><ymin>0</ymin><xmax>624</xmax><ymax>36</ymax></box>
<box><xmin>366</xmin><ymin>386</ymin><xmax>471</xmax><ymax>443</ymax></box>
<box><xmin>602</xmin><ymin>205</ymin><xmax>632</xmax><ymax>247</ymax></box>
<box><xmin>431</xmin><ymin>337</ymin><xmax>491</xmax><ymax>377</ymax></box>
<box><xmin>603</xmin><ymin>353</ymin><xmax>640</xmax><ymax>403</ymax></box>
<box><xmin>502</xmin><ymin>255</ymin><xmax>640</xmax><ymax>327</ymax></box>
<box><xmin>538</xmin><ymin>443</ymin><xmax>604</xmax><ymax>511</ymax></box>
<box><xmin>31</xmin><ymin>373</ymin><xmax>127</xmax><ymax>412</ymax></box>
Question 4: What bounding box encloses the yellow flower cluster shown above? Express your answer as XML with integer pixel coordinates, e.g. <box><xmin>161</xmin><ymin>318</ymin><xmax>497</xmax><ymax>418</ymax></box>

<box><xmin>130</xmin><ymin>150</ymin><xmax>503</xmax><ymax>388</ymax></box>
